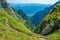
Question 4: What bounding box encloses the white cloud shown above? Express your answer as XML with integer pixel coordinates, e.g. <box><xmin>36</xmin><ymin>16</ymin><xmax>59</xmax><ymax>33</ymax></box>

<box><xmin>7</xmin><ymin>0</ymin><xmax>59</xmax><ymax>4</ymax></box>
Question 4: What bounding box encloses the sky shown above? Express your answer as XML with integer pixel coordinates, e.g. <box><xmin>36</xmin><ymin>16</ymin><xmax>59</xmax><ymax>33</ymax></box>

<box><xmin>7</xmin><ymin>0</ymin><xmax>59</xmax><ymax>4</ymax></box>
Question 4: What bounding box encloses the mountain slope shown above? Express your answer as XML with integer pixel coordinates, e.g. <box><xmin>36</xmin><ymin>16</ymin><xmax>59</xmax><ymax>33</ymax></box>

<box><xmin>17</xmin><ymin>9</ymin><xmax>36</xmax><ymax>31</ymax></box>
<box><xmin>34</xmin><ymin>1</ymin><xmax>60</xmax><ymax>40</ymax></box>
<box><xmin>0</xmin><ymin>0</ymin><xmax>38</xmax><ymax>40</ymax></box>
<box><xmin>30</xmin><ymin>5</ymin><xmax>52</xmax><ymax>26</ymax></box>
<box><xmin>31</xmin><ymin>2</ymin><xmax>60</xmax><ymax>26</ymax></box>
<box><xmin>1</xmin><ymin>0</ymin><xmax>35</xmax><ymax>31</ymax></box>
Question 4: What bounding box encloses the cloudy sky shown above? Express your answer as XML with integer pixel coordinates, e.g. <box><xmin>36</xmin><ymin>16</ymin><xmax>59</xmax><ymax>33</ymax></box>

<box><xmin>7</xmin><ymin>0</ymin><xmax>59</xmax><ymax>4</ymax></box>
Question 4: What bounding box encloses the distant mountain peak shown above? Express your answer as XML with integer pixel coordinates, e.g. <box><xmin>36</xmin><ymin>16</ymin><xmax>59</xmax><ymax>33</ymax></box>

<box><xmin>30</xmin><ymin>1</ymin><xmax>60</xmax><ymax>26</ymax></box>
<box><xmin>53</xmin><ymin>1</ymin><xmax>60</xmax><ymax>6</ymax></box>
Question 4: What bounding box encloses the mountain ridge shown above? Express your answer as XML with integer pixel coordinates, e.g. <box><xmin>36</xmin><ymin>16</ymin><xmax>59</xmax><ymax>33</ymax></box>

<box><xmin>0</xmin><ymin>0</ymin><xmax>39</xmax><ymax>40</ymax></box>
<box><xmin>10</xmin><ymin>3</ymin><xmax>51</xmax><ymax>17</ymax></box>
<box><xmin>30</xmin><ymin>1</ymin><xmax>60</xmax><ymax>26</ymax></box>
<box><xmin>34</xmin><ymin>1</ymin><xmax>60</xmax><ymax>40</ymax></box>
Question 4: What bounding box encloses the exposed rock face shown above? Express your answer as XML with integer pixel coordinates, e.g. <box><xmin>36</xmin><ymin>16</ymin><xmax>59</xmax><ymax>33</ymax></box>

<box><xmin>39</xmin><ymin>19</ymin><xmax>60</xmax><ymax>36</ymax></box>
<box><xmin>0</xmin><ymin>0</ymin><xmax>7</xmax><ymax>8</ymax></box>
<box><xmin>55</xmin><ymin>19</ymin><xmax>60</xmax><ymax>28</ymax></box>
<box><xmin>1</xmin><ymin>1</ymin><xmax>7</xmax><ymax>8</ymax></box>
<box><xmin>40</xmin><ymin>25</ymin><xmax>54</xmax><ymax>35</ymax></box>
<box><xmin>34</xmin><ymin>1</ymin><xmax>60</xmax><ymax>36</ymax></box>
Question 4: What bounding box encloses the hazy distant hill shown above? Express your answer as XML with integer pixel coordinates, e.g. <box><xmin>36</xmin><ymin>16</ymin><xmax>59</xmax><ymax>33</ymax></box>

<box><xmin>10</xmin><ymin>4</ymin><xmax>51</xmax><ymax>17</ymax></box>
<box><xmin>30</xmin><ymin>6</ymin><xmax>53</xmax><ymax>26</ymax></box>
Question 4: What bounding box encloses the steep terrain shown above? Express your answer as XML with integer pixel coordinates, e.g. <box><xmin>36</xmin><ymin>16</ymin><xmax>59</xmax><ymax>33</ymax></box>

<box><xmin>17</xmin><ymin>9</ymin><xmax>36</xmax><ymax>31</ymax></box>
<box><xmin>34</xmin><ymin>1</ymin><xmax>60</xmax><ymax>40</ymax></box>
<box><xmin>31</xmin><ymin>2</ymin><xmax>60</xmax><ymax>26</ymax></box>
<box><xmin>30</xmin><ymin>5</ymin><xmax>52</xmax><ymax>26</ymax></box>
<box><xmin>0</xmin><ymin>0</ymin><xmax>60</xmax><ymax>40</ymax></box>
<box><xmin>0</xmin><ymin>0</ymin><xmax>39</xmax><ymax>40</ymax></box>
<box><xmin>1</xmin><ymin>0</ymin><xmax>35</xmax><ymax>31</ymax></box>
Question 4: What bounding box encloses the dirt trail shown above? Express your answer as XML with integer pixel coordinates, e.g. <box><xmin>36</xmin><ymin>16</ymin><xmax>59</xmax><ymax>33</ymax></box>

<box><xmin>39</xmin><ymin>38</ymin><xmax>48</xmax><ymax>40</ymax></box>
<box><xmin>36</xmin><ymin>37</ymin><xmax>49</xmax><ymax>40</ymax></box>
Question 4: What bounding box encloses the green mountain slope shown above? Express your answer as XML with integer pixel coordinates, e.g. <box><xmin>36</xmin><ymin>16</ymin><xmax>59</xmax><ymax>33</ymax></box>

<box><xmin>34</xmin><ymin>1</ymin><xmax>60</xmax><ymax>40</ymax></box>
<box><xmin>0</xmin><ymin>0</ymin><xmax>35</xmax><ymax>32</ymax></box>
<box><xmin>1</xmin><ymin>0</ymin><xmax>60</xmax><ymax>40</ymax></box>
<box><xmin>0</xmin><ymin>0</ymin><xmax>39</xmax><ymax>40</ymax></box>
<box><xmin>17</xmin><ymin>9</ymin><xmax>36</xmax><ymax>31</ymax></box>
<box><xmin>0</xmin><ymin>7</ymin><xmax>36</xmax><ymax>40</ymax></box>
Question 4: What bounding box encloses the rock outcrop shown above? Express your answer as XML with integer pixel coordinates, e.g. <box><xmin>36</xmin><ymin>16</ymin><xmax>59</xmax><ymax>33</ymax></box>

<box><xmin>34</xmin><ymin>1</ymin><xmax>60</xmax><ymax>36</ymax></box>
<box><xmin>0</xmin><ymin>0</ymin><xmax>7</xmax><ymax>8</ymax></box>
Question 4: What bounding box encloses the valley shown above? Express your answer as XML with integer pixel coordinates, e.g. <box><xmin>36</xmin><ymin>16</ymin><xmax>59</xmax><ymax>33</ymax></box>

<box><xmin>0</xmin><ymin>0</ymin><xmax>60</xmax><ymax>40</ymax></box>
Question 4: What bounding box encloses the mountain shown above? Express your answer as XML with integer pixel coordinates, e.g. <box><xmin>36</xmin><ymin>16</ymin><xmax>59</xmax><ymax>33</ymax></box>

<box><xmin>34</xmin><ymin>1</ymin><xmax>60</xmax><ymax>40</ymax></box>
<box><xmin>10</xmin><ymin>4</ymin><xmax>51</xmax><ymax>17</ymax></box>
<box><xmin>30</xmin><ymin>1</ymin><xmax>60</xmax><ymax>26</ymax></box>
<box><xmin>1</xmin><ymin>0</ymin><xmax>35</xmax><ymax>32</ymax></box>
<box><xmin>16</xmin><ymin>9</ymin><xmax>36</xmax><ymax>31</ymax></box>
<box><xmin>0</xmin><ymin>0</ymin><xmax>60</xmax><ymax>40</ymax></box>
<box><xmin>30</xmin><ymin>5</ymin><xmax>53</xmax><ymax>26</ymax></box>
<box><xmin>0</xmin><ymin>0</ymin><xmax>39</xmax><ymax>40</ymax></box>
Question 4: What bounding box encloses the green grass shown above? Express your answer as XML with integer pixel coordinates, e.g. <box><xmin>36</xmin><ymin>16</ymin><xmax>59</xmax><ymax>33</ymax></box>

<box><xmin>46</xmin><ymin>29</ymin><xmax>60</xmax><ymax>40</ymax></box>
<box><xmin>0</xmin><ymin>24</ymin><xmax>36</xmax><ymax>40</ymax></box>
<box><xmin>45</xmin><ymin>2</ymin><xmax>60</xmax><ymax>40</ymax></box>
<box><xmin>0</xmin><ymin>8</ymin><xmax>39</xmax><ymax>40</ymax></box>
